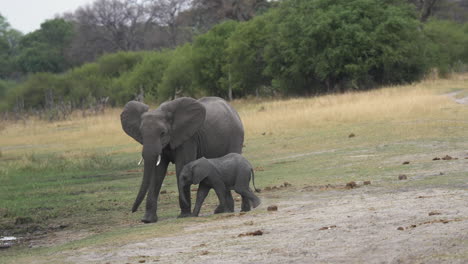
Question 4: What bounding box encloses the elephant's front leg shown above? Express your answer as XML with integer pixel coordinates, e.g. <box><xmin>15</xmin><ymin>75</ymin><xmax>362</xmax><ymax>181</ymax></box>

<box><xmin>175</xmin><ymin>146</ymin><xmax>197</xmax><ymax>218</ymax></box>
<box><xmin>143</xmin><ymin>160</ymin><xmax>168</xmax><ymax>223</ymax></box>
<box><xmin>215</xmin><ymin>191</ymin><xmax>234</xmax><ymax>213</ymax></box>
<box><xmin>212</xmin><ymin>182</ymin><xmax>229</xmax><ymax>214</ymax></box>
<box><xmin>192</xmin><ymin>184</ymin><xmax>210</xmax><ymax>217</ymax></box>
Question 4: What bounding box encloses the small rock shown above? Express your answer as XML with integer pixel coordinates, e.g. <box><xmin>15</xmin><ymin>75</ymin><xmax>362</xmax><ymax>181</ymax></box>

<box><xmin>200</xmin><ymin>250</ymin><xmax>209</xmax><ymax>255</ymax></box>
<box><xmin>244</xmin><ymin>221</ymin><xmax>254</xmax><ymax>226</ymax></box>
<box><xmin>235</xmin><ymin>197</ymin><xmax>241</xmax><ymax>202</ymax></box>
<box><xmin>348</xmin><ymin>133</ymin><xmax>355</xmax><ymax>138</ymax></box>
<box><xmin>264</xmin><ymin>186</ymin><xmax>272</xmax><ymax>191</ymax></box>
<box><xmin>397</xmin><ymin>227</ymin><xmax>404</xmax><ymax>231</ymax></box>
<box><xmin>428</xmin><ymin>211</ymin><xmax>442</xmax><ymax>216</ymax></box>
<box><xmin>346</xmin><ymin>181</ymin><xmax>357</xmax><ymax>188</ymax></box>
<box><xmin>160</xmin><ymin>190</ymin><xmax>167</xmax><ymax>194</ymax></box>
<box><xmin>402</xmin><ymin>161</ymin><xmax>410</xmax><ymax>165</ymax></box>
<box><xmin>191</xmin><ymin>188</ymin><xmax>198</xmax><ymax>192</ymax></box>
<box><xmin>363</xmin><ymin>181</ymin><xmax>371</xmax><ymax>185</ymax></box>
<box><xmin>442</xmin><ymin>155</ymin><xmax>453</xmax><ymax>160</ymax></box>
<box><xmin>432</xmin><ymin>157</ymin><xmax>440</xmax><ymax>160</ymax></box>
<box><xmin>319</xmin><ymin>225</ymin><xmax>337</xmax><ymax>230</ymax></box>
<box><xmin>261</xmin><ymin>132</ymin><xmax>266</xmax><ymax>135</ymax></box>
<box><xmin>283</xmin><ymin>182</ymin><xmax>292</xmax><ymax>187</ymax></box>
<box><xmin>267</xmin><ymin>205</ymin><xmax>278</xmax><ymax>211</ymax></box>
<box><xmin>398</xmin><ymin>174</ymin><xmax>407</xmax><ymax>180</ymax></box>
<box><xmin>138</xmin><ymin>260</ymin><xmax>146</xmax><ymax>263</ymax></box>
<box><xmin>439</xmin><ymin>172</ymin><xmax>444</xmax><ymax>175</ymax></box>
<box><xmin>238</xmin><ymin>230</ymin><xmax>263</xmax><ymax>237</ymax></box>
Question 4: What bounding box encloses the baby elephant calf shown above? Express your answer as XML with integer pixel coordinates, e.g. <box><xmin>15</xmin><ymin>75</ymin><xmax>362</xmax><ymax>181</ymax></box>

<box><xmin>179</xmin><ymin>153</ymin><xmax>261</xmax><ymax>216</ymax></box>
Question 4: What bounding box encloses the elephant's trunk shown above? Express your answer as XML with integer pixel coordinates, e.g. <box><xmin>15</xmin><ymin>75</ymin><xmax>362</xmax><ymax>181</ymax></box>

<box><xmin>132</xmin><ymin>160</ymin><xmax>156</xmax><ymax>212</ymax></box>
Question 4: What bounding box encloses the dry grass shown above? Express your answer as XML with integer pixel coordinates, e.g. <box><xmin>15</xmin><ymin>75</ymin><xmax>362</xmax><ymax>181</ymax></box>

<box><xmin>236</xmin><ymin>74</ymin><xmax>468</xmax><ymax>137</ymax></box>
<box><xmin>1</xmin><ymin>73</ymin><xmax>467</xmax><ymax>159</ymax></box>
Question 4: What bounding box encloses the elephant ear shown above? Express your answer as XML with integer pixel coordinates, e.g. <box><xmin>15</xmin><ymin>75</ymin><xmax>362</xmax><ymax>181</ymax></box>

<box><xmin>161</xmin><ymin>97</ymin><xmax>206</xmax><ymax>150</ymax></box>
<box><xmin>120</xmin><ymin>101</ymin><xmax>149</xmax><ymax>145</ymax></box>
<box><xmin>192</xmin><ymin>158</ymin><xmax>217</xmax><ymax>185</ymax></box>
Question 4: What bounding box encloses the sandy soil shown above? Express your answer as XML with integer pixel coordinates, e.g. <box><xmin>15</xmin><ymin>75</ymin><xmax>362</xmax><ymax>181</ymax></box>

<box><xmin>60</xmin><ymin>184</ymin><xmax>468</xmax><ymax>264</ymax></box>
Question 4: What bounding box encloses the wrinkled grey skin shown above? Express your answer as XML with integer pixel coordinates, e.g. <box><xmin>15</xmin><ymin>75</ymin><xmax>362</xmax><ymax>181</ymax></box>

<box><xmin>179</xmin><ymin>153</ymin><xmax>261</xmax><ymax>216</ymax></box>
<box><xmin>121</xmin><ymin>97</ymin><xmax>244</xmax><ymax>223</ymax></box>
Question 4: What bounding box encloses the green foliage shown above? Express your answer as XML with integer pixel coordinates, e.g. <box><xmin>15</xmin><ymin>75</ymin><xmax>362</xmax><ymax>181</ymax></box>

<box><xmin>226</xmin><ymin>14</ymin><xmax>272</xmax><ymax>97</ymax></box>
<box><xmin>423</xmin><ymin>19</ymin><xmax>468</xmax><ymax>75</ymax></box>
<box><xmin>0</xmin><ymin>79</ymin><xmax>16</xmax><ymax>111</ymax></box>
<box><xmin>112</xmin><ymin>50</ymin><xmax>173</xmax><ymax>105</ymax></box>
<box><xmin>192</xmin><ymin>21</ymin><xmax>239</xmax><ymax>98</ymax></box>
<box><xmin>17</xmin><ymin>19</ymin><xmax>74</xmax><ymax>74</ymax></box>
<box><xmin>0</xmin><ymin>13</ymin><xmax>22</xmax><ymax>79</ymax></box>
<box><xmin>263</xmin><ymin>0</ymin><xmax>428</xmax><ymax>94</ymax></box>
<box><xmin>13</xmin><ymin>73</ymin><xmax>62</xmax><ymax>108</ymax></box>
<box><xmin>97</xmin><ymin>51</ymin><xmax>145</xmax><ymax>78</ymax></box>
<box><xmin>159</xmin><ymin>44</ymin><xmax>197</xmax><ymax>100</ymax></box>
<box><xmin>66</xmin><ymin>63</ymin><xmax>112</xmax><ymax>105</ymax></box>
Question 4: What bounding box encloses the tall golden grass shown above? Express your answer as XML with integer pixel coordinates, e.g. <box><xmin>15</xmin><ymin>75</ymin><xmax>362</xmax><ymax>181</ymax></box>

<box><xmin>1</xmin><ymin>73</ymin><xmax>467</xmax><ymax>158</ymax></box>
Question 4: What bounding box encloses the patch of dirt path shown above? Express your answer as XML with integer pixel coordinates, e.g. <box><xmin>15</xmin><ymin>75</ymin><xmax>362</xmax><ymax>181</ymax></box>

<box><xmin>63</xmin><ymin>187</ymin><xmax>468</xmax><ymax>264</ymax></box>
<box><xmin>447</xmin><ymin>91</ymin><xmax>468</xmax><ymax>105</ymax></box>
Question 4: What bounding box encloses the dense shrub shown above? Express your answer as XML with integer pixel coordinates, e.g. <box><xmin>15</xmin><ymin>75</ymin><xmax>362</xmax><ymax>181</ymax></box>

<box><xmin>263</xmin><ymin>0</ymin><xmax>429</xmax><ymax>94</ymax></box>
<box><xmin>192</xmin><ymin>21</ymin><xmax>239</xmax><ymax>98</ymax></box>
<box><xmin>111</xmin><ymin>50</ymin><xmax>172</xmax><ymax>105</ymax></box>
<box><xmin>423</xmin><ymin>19</ymin><xmax>468</xmax><ymax>75</ymax></box>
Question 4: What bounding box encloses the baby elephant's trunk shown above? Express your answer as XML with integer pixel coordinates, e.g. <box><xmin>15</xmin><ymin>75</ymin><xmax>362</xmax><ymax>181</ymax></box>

<box><xmin>251</xmin><ymin>169</ymin><xmax>261</xmax><ymax>193</ymax></box>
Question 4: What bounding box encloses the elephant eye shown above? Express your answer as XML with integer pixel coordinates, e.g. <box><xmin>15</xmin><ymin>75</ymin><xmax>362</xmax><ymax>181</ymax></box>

<box><xmin>161</xmin><ymin>131</ymin><xmax>166</xmax><ymax>137</ymax></box>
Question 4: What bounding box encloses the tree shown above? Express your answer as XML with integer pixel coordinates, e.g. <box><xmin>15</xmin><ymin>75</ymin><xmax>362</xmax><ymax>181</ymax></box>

<box><xmin>66</xmin><ymin>0</ymin><xmax>187</xmax><ymax>63</ymax></box>
<box><xmin>225</xmin><ymin>13</ymin><xmax>271</xmax><ymax>97</ymax></box>
<box><xmin>0</xmin><ymin>13</ymin><xmax>23</xmax><ymax>79</ymax></box>
<box><xmin>159</xmin><ymin>44</ymin><xmax>196</xmax><ymax>99</ymax></box>
<box><xmin>423</xmin><ymin>19</ymin><xmax>468</xmax><ymax>75</ymax></box>
<box><xmin>191</xmin><ymin>0</ymin><xmax>269</xmax><ymax>31</ymax></box>
<box><xmin>192</xmin><ymin>20</ymin><xmax>238</xmax><ymax>99</ymax></box>
<box><xmin>158</xmin><ymin>0</ymin><xmax>193</xmax><ymax>47</ymax></box>
<box><xmin>263</xmin><ymin>0</ymin><xmax>428</xmax><ymax>94</ymax></box>
<box><xmin>17</xmin><ymin>19</ymin><xmax>73</xmax><ymax>73</ymax></box>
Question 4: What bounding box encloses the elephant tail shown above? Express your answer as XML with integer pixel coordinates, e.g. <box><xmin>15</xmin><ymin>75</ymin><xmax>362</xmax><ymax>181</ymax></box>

<box><xmin>251</xmin><ymin>168</ymin><xmax>261</xmax><ymax>193</ymax></box>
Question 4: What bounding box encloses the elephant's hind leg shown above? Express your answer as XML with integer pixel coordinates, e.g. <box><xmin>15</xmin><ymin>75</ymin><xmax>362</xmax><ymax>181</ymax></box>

<box><xmin>240</xmin><ymin>196</ymin><xmax>251</xmax><ymax>212</ymax></box>
<box><xmin>236</xmin><ymin>187</ymin><xmax>261</xmax><ymax>210</ymax></box>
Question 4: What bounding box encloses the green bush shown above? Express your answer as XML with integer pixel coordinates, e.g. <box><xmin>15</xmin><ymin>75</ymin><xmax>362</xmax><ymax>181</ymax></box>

<box><xmin>192</xmin><ymin>21</ymin><xmax>239</xmax><ymax>98</ymax></box>
<box><xmin>423</xmin><ymin>19</ymin><xmax>468</xmax><ymax>75</ymax></box>
<box><xmin>97</xmin><ymin>51</ymin><xmax>145</xmax><ymax>78</ymax></box>
<box><xmin>226</xmin><ymin>14</ymin><xmax>272</xmax><ymax>97</ymax></box>
<box><xmin>112</xmin><ymin>50</ymin><xmax>173</xmax><ymax>105</ymax></box>
<box><xmin>159</xmin><ymin>44</ymin><xmax>198</xmax><ymax>100</ymax></box>
<box><xmin>263</xmin><ymin>0</ymin><xmax>428</xmax><ymax>94</ymax></box>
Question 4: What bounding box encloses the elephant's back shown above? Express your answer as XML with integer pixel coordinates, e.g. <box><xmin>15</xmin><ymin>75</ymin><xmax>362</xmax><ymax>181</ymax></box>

<box><xmin>198</xmin><ymin>97</ymin><xmax>244</xmax><ymax>157</ymax></box>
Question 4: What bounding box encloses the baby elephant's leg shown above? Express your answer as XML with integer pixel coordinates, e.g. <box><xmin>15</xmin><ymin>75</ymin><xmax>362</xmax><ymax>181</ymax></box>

<box><xmin>236</xmin><ymin>187</ymin><xmax>261</xmax><ymax>212</ymax></box>
<box><xmin>240</xmin><ymin>195</ymin><xmax>251</xmax><ymax>212</ymax></box>
<box><xmin>213</xmin><ymin>185</ymin><xmax>229</xmax><ymax>214</ymax></box>
<box><xmin>192</xmin><ymin>184</ymin><xmax>210</xmax><ymax>217</ymax></box>
<box><xmin>214</xmin><ymin>190</ymin><xmax>234</xmax><ymax>213</ymax></box>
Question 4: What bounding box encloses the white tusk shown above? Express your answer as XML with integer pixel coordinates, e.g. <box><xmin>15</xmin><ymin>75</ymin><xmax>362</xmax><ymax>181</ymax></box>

<box><xmin>138</xmin><ymin>157</ymin><xmax>143</xmax><ymax>166</ymax></box>
<box><xmin>156</xmin><ymin>155</ymin><xmax>161</xmax><ymax>166</ymax></box>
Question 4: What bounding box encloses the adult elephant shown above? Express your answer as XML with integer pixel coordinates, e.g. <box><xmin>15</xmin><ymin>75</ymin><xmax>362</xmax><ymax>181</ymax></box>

<box><xmin>121</xmin><ymin>97</ymin><xmax>244</xmax><ymax>223</ymax></box>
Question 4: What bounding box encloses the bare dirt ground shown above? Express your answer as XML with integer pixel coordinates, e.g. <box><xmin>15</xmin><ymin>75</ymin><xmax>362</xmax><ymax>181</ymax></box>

<box><xmin>59</xmin><ymin>184</ymin><xmax>468</xmax><ymax>264</ymax></box>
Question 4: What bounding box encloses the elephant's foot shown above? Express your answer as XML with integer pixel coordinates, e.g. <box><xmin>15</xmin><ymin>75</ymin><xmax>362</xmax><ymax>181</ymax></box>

<box><xmin>251</xmin><ymin>198</ymin><xmax>261</xmax><ymax>208</ymax></box>
<box><xmin>141</xmin><ymin>211</ymin><xmax>158</xmax><ymax>223</ymax></box>
<box><xmin>177</xmin><ymin>212</ymin><xmax>192</xmax><ymax>218</ymax></box>
<box><xmin>214</xmin><ymin>205</ymin><xmax>231</xmax><ymax>214</ymax></box>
